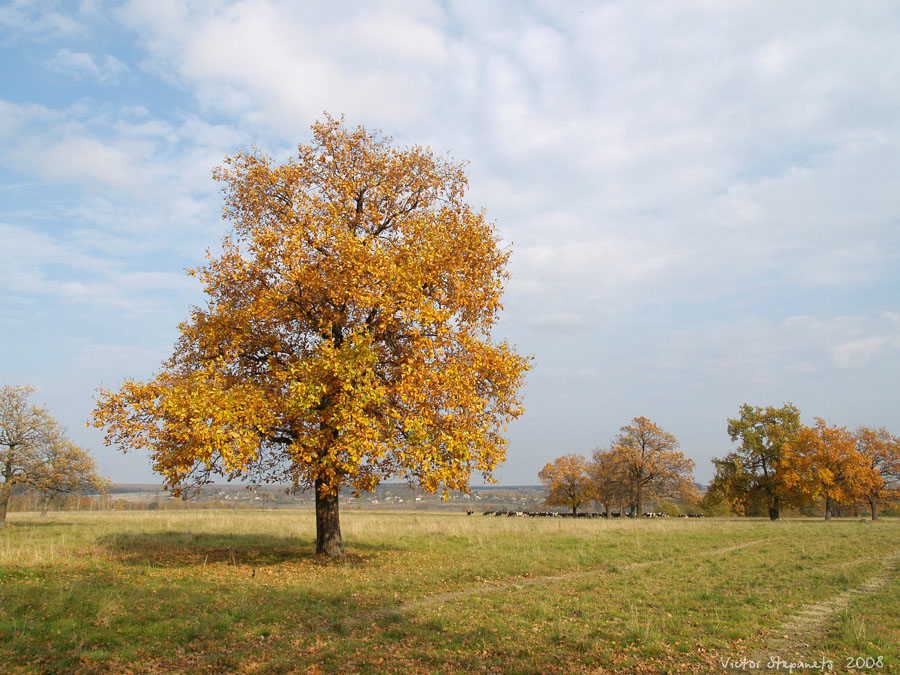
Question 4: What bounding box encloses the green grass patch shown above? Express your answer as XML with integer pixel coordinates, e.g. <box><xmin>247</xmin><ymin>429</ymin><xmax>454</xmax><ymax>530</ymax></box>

<box><xmin>0</xmin><ymin>511</ymin><xmax>898</xmax><ymax>672</ymax></box>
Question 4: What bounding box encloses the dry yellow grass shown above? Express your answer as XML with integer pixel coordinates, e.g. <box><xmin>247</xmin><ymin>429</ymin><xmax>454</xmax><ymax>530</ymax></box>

<box><xmin>1</xmin><ymin>510</ymin><xmax>898</xmax><ymax>673</ymax></box>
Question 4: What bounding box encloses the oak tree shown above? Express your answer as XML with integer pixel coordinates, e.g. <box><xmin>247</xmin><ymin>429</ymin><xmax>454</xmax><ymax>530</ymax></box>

<box><xmin>1</xmin><ymin>386</ymin><xmax>106</xmax><ymax>525</ymax></box>
<box><xmin>780</xmin><ymin>419</ymin><xmax>880</xmax><ymax>520</ymax></box>
<box><xmin>611</xmin><ymin>416</ymin><xmax>695</xmax><ymax>516</ymax></box>
<box><xmin>1</xmin><ymin>386</ymin><xmax>57</xmax><ymax>526</ymax></box>
<box><xmin>589</xmin><ymin>447</ymin><xmax>627</xmax><ymax>517</ymax></box>
<box><xmin>538</xmin><ymin>453</ymin><xmax>594</xmax><ymax>516</ymax></box>
<box><xmin>706</xmin><ymin>454</ymin><xmax>768</xmax><ymax>516</ymax></box>
<box><xmin>711</xmin><ymin>403</ymin><xmax>801</xmax><ymax>520</ymax></box>
<box><xmin>31</xmin><ymin>439</ymin><xmax>109</xmax><ymax>517</ymax></box>
<box><xmin>92</xmin><ymin>116</ymin><xmax>529</xmax><ymax>558</ymax></box>
<box><xmin>854</xmin><ymin>426</ymin><xmax>900</xmax><ymax>520</ymax></box>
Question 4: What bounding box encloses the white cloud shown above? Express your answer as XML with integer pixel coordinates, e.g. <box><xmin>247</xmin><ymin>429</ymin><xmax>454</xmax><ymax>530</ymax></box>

<box><xmin>16</xmin><ymin>134</ymin><xmax>148</xmax><ymax>193</ymax></box>
<box><xmin>116</xmin><ymin>0</ymin><xmax>448</xmax><ymax>136</ymax></box>
<box><xmin>0</xmin><ymin>221</ymin><xmax>196</xmax><ymax>310</ymax></box>
<box><xmin>45</xmin><ymin>48</ymin><xmax>130</xmax><ymax>83</ymax></box>
<box><xmin>0</xmin><ymin>99</ymin><xmax>242</xmax><ymax>255</ymax></box>
<box><xmin>833</xmin><ymin>337</ymin><xmax>894</xmax><ymax>369</ymax></box>
<box><xmin>0</xmin><ymin>1</ymin><xmax>85</xmax><ymax>41</ymax></box>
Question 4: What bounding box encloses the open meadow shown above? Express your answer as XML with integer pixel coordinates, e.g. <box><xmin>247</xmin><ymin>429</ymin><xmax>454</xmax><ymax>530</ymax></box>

<box><xmin>1</xmin><ymin>511</ymin><xmax>898</xmax><ymax>674</ymax></box>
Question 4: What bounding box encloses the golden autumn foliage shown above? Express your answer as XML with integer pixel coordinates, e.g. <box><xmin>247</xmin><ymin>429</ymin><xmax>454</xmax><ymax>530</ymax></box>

<box><xmin>780</xmin><ymin>418</ymin><xmax>881</xmax><ymax>520</ymax></box>
<box><xmin>538</xmin><ymin>453</ymin><xmax>594</xmax><ymax>515</ymax></box>
<box><xmin>589</xmin><ymin>447</ymin><xmax>628</xmax><ymax>516</ymax></box>
<box><xmin>543</xmin><ymin>419</ymin><xmax>695</xmax><ymax>517</ymax></box>
<box><xmin>854</xmin><ymin>426</ymin><xmax>900</xmax><ymax>520</ymax></box>
<box><xmin>610</xmin><ymin>416</ymin><xmax>696</xmax><ymax>516</ymax></box>
<box><xmin>92</xmin><ymin>116</ymin><xmax>529</xmax><ymax>557</ymax></box>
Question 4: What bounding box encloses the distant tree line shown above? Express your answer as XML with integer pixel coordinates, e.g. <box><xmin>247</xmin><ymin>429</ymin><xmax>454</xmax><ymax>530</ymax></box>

<box><xmin>539</xmin><ymin>417</ymin><xmax>698</xmax><ymax>516</ymax></box>
<box><xmin>708</xmin><ymin>403</ymin><xmax>900</xmax><ymax>520</ymax></box>
<box><xmin>1</xmin><ymin>491</ymin><xmax>257</xmax><ymax>513</ymax></box>
<box><xmin>540</xmin><ymin>407</ymin><xmax>900</xmax><ymax>521</ymax></box>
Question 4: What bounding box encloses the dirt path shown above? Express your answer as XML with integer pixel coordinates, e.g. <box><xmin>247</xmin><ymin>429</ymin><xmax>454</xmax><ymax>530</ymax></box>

<box><xmin>744</xmin><ymin>549</ymin><xmax>900</xmax><ymax>672</ymax></box>
<box><xmin>344</xmin><ymin>537</ymin><xmax>769</xmax><ymax>627</ymax></box>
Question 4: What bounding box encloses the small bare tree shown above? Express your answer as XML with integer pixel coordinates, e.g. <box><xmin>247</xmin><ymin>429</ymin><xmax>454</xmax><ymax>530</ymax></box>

<box><xmin>1</xmin><ymin>385</ymin><xmax>107</xmax><ymax>525</ymax></box>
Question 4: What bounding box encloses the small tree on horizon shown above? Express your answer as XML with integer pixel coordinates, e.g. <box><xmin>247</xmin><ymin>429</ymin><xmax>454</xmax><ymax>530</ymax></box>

<box><xmin>611</xmin><ymin>416</ymin><xmax>695</xmax><ymax>517</ymax></box>
<box><xmin>589</xmin><ymin>447</ymin><xmax>627</xmax><ymax>516</ymax></box>
<box><xmin>31</xmin><ymin>438</ymin><xmax>109</xmax><ymax>516</ymax></box>
<box><xmin>780</xmin><ymin>418</ymin><xmax>880</xmax><ymax>520</ymax></box>
<box><xmin>1</xmin><ymin>385</ymin><xmax>107</xmax><ymax>525</ymax></box>
<box><xmin>854</xmin><ymin>426</ymin><xmax>900</xmax><ymax>520</ymax></box>
<box><xmin>710</xmin><ymin>403</ymin><xmax>801</xmax><ymax>520</ymax></box>
<box><xmin>539</xmin><ymin>454</ymin><xmax>593</xmax><ymax>516</ymax></box>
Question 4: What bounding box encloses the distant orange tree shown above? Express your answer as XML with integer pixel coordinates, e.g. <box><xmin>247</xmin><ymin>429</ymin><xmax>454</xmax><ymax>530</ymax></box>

<box><xmin>854</xmin><ymin>426</ymin><xmax>900</xmax><ymax>520</ymax></box>
<box><xmin>780</xmin><ymin>419</ymin><xmax>880</xmax><ymax>520</ymax></box>
<box><xmin>611</xmin><ymin>417</ymin><xmax>695</xmax><ymax>516</ymax></box>
<box><xmin>93</xmin><ymin>116</ymin><xmax>529</xmax><ymax>558</ymax></box>
<box><xmin>539</xmin><ymin>454</ymin><xmax>593</xmax><ymax>516</ymax></box>
<box><xmin>589</xmin><ymin>447</ymin><xmax>627</xmax><ymax>517</ymax></box>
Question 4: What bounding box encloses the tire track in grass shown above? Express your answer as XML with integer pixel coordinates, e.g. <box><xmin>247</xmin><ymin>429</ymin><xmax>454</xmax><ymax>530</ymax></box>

<box><xmin>344</xmin><ymin>538</ymin><xmax>771</xmax><ymax>627</ymax></box>
<box><xmin>741</xmin><ymin>549</ymin><xmax>900</xmax><ymax>672</ymax></box>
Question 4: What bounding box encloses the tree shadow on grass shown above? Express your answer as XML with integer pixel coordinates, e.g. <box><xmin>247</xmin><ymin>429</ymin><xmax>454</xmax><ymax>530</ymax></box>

<box><xmin>1</xmin><ymin>559</ymin><xmax>402</xmax><ymax>674</ymax></box>
<box><xmin>99</xmin><ymin>531</ymin><xmax>398</xmax><ymax>568</ymax></box>
<box><xmin>4</xmin><ymin>519</ymin><xmax>76</xmax><ymax>528</ymax></box>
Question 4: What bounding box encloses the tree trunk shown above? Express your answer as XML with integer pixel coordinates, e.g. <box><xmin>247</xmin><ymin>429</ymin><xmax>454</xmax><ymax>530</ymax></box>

<box><xmin>0</xmin><ymin>481</ymin><xmax>11</xmax><ymax>527</ymax></box>
<box><xmin>605</xmin><ymin>503</ymin><xmax>610</xmax><ymax>518</ymax></box>
<box><xmin>571</xmin><ymin>504</ymin><xmax>577</xmax><ymax>517</ymax></box>
<box><xmin>870</xmin><ymin>499</ymin><xmax>878</xmax><ymax>521</ymax></box>
<box><xmin>315</xmin><ymin>479</ymin><xmax>345</xmax><ymax>559</ymax></box>
<box><xmin>824</xmin><ymin>496</ymin><xmax>832</xmax><ymax>521</ymax></box>
<box><xmin>635</xmin><ymin>486</ymin><xmax>643</xmax><ymax>518</ymax></box>
<box><xmin>768</xmin><ymin>494</ymin><xmax>780</xmax><ymax>521</ymax></box>
<box><xmin>40</xmin><ymin>494</ymin><xmax>55</xmax><ymax>518</ymax></box>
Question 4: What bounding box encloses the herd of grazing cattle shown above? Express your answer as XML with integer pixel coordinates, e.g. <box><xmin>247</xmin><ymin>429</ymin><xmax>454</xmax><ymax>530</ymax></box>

<box><xmin>470</xmin><ymin>510</ymin><xmax>706</xmax><ymax>518</ymax></box>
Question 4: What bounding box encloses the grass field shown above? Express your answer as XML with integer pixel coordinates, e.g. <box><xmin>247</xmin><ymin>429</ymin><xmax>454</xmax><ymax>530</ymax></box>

<box><xmin>1</xmin><ymin>511</ymin><xmax>898</xmax><ymax>674</ymax></box>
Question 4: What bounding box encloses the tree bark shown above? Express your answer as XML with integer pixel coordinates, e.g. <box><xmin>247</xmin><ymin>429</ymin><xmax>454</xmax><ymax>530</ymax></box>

<box><xmin>605</xmin><ymin>503</ymin><xmax>610</xmax><ymax>518</ymax></box>
<box><xmin>315</xmin><ymin>478</ymin><xmax>345</xmax><ymax>559</ymax></box>
<box><xmin>635</xmin><ymin>485</ymin><xmax>643</xmax><ymax>518</ymax></box>
<box><xmin>571</xmin><ymin>504</ymin><xmax>577</xmax><ymax>517</ymax></box>
<box><xmin>768</xmin><ymin>494</ymin><xmax>780</xmax><ymax>521</ymax></box>
<box><xmin>870</xmin><ymin>499</ymin><xmax>878</xmax><ymax>521</ymax></box>
<box><xmin>0</xmin><ymin>481</ymin><xmax>11</xmax><ymax>527</ymax></box>
<box><xmin>40</xmin><ymin>494</ymin><xmax>55</xmax><ymax>518</ymax></box>
<box><xmin>824</xmin><ymin>496</ymin><xmax>832</xmax><ymax>521</ymax></box>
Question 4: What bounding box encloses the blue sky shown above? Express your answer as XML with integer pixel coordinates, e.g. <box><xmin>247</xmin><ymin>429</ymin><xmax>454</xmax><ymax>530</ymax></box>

<box><xmin>2</xmin><ymin>0</ymin><xmax>899</xmax><ymax>486</ymax></box>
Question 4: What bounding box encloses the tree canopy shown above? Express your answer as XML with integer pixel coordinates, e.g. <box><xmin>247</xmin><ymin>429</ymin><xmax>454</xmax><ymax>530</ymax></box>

<box><xmin>780</xmin><ymin>418</ymin><xmax>880</xmax><ymax>520</ymax></box>
<box><xmin>589</xmin><ymin>447</ymin><xmax>627</xmax><ymax>516</ymax></box>
<box><xmin>854</xmin><ymin>426</ymin><xmax>900</xmax><ymax>520</ymax></box>
<box><xmin>611</xmin><ymin>416</ymin><xmax>695</xmax><ymax>516</ymax></box>
<box><xmin>1</xmin><ymin>385</ymin><xmax>106</xmax><ymax>525</ymax></box>
<box><xmin>30</xmin><ymin>438</ymin><xmax>109</xmax><ymax>516</ymax></box>
<box><xmin>710</xmin><ymin>403</ymin><xmax>801</xmax><ymax>520</ymax></box>
<box><xmin>92</xmin><ymin>116</ymin><xmax>529</xmax><ymax>557</ymax></box>
<box><xmin>540</xmin><ymin>418</ymin><xmax>695</xmax><ymax>517</ymax></box>
<box><xmin>538</xmin><ymin>454</ymin><xmax>593</xmax><ymax>516</ymax></box>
